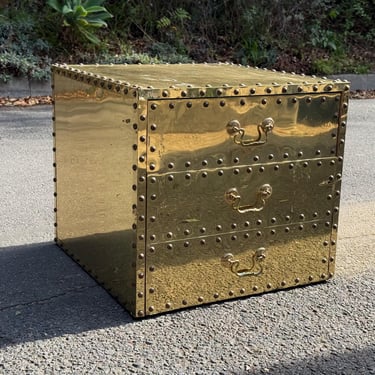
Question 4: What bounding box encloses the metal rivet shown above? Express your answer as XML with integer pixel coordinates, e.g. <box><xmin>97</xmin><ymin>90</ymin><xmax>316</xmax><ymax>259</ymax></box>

<box><xmin>281</xmin><ymin>281</ymin><xmax>286</xmax><ymax>286</ymax></box>
<box><xmin>217</xmin><ymin>158</ymin><xmax>223</xmax><ymax>165</ymax></box>
<box><xmin>198</xmin><ymin>296</ymin><xmax>204</xmax><ymax>302</ymax></box>
<box><xmin>333</xmin><ymin>223</ymin><xmax>338</xmax><ymax>229</ymax></box>
<box><xmin>321</xmin><ymin>273</ymin><xmax>327</xmax><ymax>279</ymax></box>
<box><xmin>229</xmin><ymin>290</ymin><xmax>234</xmax><ymax>296</ymax></box>
<box><xmin>169</xmin><ymin>103</ymin><xmax>175</xmax><ymax>109</ymax></box>
<box><xmin>299</xmin><ymin>225</ymin><xmax>304</xmax><ymax>230</ymax></box>
<box><xmin>274</xmin><ymin>165</ymin><xmax>280</xmax><ymax>171</ymax></box>
<box><xmin>168</xmin><ymin>162</ymin><xmax>174</xmax><ymax>169</ymax></box>
<box><xmin>220</xmin><ymin>100</ymin><xmax>226</xmax><ymax>107</ymax></box>
<box><xmin>240</xmin><ymin>99</ymin><xmax>246</xmax><ymax>106</ymax></box>
<box><xmin>271</xmin><ymin>229</ymin><xmax>276</xmax><ymax>235</ymax></box>
<box><xmin>182</xmin><ymin>300</ymin><xmax>188</xmax><ymax>305</ymax></box>
<box><xmin>138</xmin><ymin>272</ymin><xmax>144</xmax><ymax>279</ymax></box>
<box><xmin>167</xmin><ymin>243</ymin><xmax>173</xmax><ymax>250</ymax></box>
<box><xmin>203</xmin><ymin>101</ymin><xmax>209</xmax><ymax>107</ymax></box>
<box><xmin>268</xmin><ymin>154</ymin><xmax>274</xmax><ymax>160</ymax></box>
<box><xmin>214</xmin><ymin>293</ymin><xmax>219</xmax><ymax>298</ymax></box>
<box><xmin>329</xmin><ymin>256</ymin><xmax>335</xmax><ymax>262</ymax></box>
<box><xmin>285</xmin><ymin>215</ymin><xmax>291</xmax><ymax>221</ymax></box>
<box><xmin>151</xmin><ymin>194</ymin><xmax>156</xmax><ymax>200</ymax></box>
<box><xmin>138</xmin><ymin>195</ymin><xmax>145</xmax><ymax>202</ymax></box>
<box><xmin>261</xmin><ymin>98</ymin><xmax>267</xmax><ymax>105</ymax></box>
<box><xmin>253</xmin><ymin>286</ymin><xmax>258</xmax><ymax>291</ymax></box>
<box><xmin>309</xmin><ymin>275</ymin><xmax>314</xmax><ymax>281</ymax></box>
<box><xmin>266</xmin><ymin>87</ymin><xmax>272</xmax><ymax>93</ymax></box>
<box><xmin>266</xmin><ymin>283</ymin><xmax>272</xmax><ymax>289</ymax></box>
<box><xmin>295</xmin><ymin>278</ymin><xmax>300</xmax><ymax>283</ymax></box>
<box><xmin>148</xmin><ymin>306</ymin><xmax>154</xmax><ymax>312</ymax></box>
<box><xmin>259</xmin><ymin>166</ymin><xmax>265</xmax><ymax>172</ymax></box>
<box><xmin>257</xmin><ymin>220</ymin><xmax>262</xmax><ymax>225</ymax></box>
<box><xmin>253</xmin><ymin>155</ymin><xmax>259</xmax><ymax>162</ymax></box>
<box><xmin>165</xmin><ymin>303</ymin><xmax>171</xmax><ymax>309</ymax></box>
<box><xmin>200</xmin><ymin>239</ymin><xmax>206</xmax><ymax>245</ymax></box>
<box><xmin>185</xmin><ymin>161</ymin><xmax>191</xmax><ymax>167</ymax></box>
<box><xmin>323</xmin><ymin>241</ymin><xmax>329</xmax><ymax>246</ymax></box>
<box><xmin>283</xmin><ymin>153</ymin><xmax>289</xmax><ymax>158</ymax></box>
<box><xmin>289</xmin><ymin>163</ymin><xmax>294</xmax><ymax>169</ymax></box>
<box><xmin>276</xmin><ymin>98</ymin><xmax>282</xmax><ymax>104</ymax></box>
<box><xmin>250</xmin><ymin>88</ymin><xmax>256</xmax><ymax>94</ymax></box>
<box><xmin>231</xmin><ymin>223</ymin><xmax>237</xmax><ymax>229</ymax></box>
<box><xmin>201</xmin><ymin>172</ymin><xmax>208</xmax><ymax>178</ymax></box>
<box><xmin>234</xmin><ymin>89</ymin><xmax>240</xmax><ymax>95</ymax></box>
<box><xmin>185</xmin><ymin>173</ymin><xmax>191</xmax><ymax>180</ymax></box>
<box><xmin>247</xmin><ymin>167</ymin><xmax>253</xmax><ymax>173</ymax></box>
<box><xmin>199</xmin><ymin>90</ymin><xmax>206</xmax><ymax>96</ymax></box>
<box><xmin>231</xmin><ymin>235</ymin><xmax>237</xmax><ymax>241</ymax></box>
<box><xmin>256</xmin><ymin>231</ymin><xmax>262</xmax><ymax>237</ymax></box>
<box><xmin>322</xmin><ymin>258</ymin><xmax>328</xmax><ymax>263</ymax></box>
<box><xmin>271</xmin><ymin>217</ymin><xmax>277</xmax><ymax>223</ymax></box>
<box><xmin>216</xmin><ymin>89</ymin><xmax>223</xmax><ymax>96</ymax></box>
<box><xmin>150</xmin><ymin>216</ymin><xmax>156</xmax><ymax>222</ymax></box>
<box><xmin>187</xmin><ymin>102</ymin><xmax>192</xmax><ymax>108</ymax></box>
<box><xmin>233</xmin><ymin>157</ymin><xmax>240</xmax><ymax>163</ymax></box>
<box><xmin>244</xmin><ymin>232</ymin><xmax>250</xmax><ymax>239</ymax></box>
<box><xmin>218</xmin><ymin>170</ymin><xmax>224</xmax><ymax>176</ymax></box>
<box><xmin>244</xmin><ymin>221</ymin><xmax>250</xmax><ymax>227</ymax></box>
<box><xmin>327</xmin><ymin>194</ymin><xmax>332</xmax><ymax>200</ymax></box>
<box><xmin>138</xmin><ymin>310</ymin><xmax>144</xmax><ymax>317</ymax></box>
<box><xmin>151</xmin><ymin>103</ymin><xmax>157</xmax><ymax>110</ymax></box>
<box><xmin>216</xmin><ymin>225</ymin><xmax>222</xmax><ymax>231</ymax></box>
<box><xmin>140</xmin><ymin>115</ymin><xmax>146</xmax><ymax>121</ymax></box>
<box><xmin>313</xmin><ymin>84</ymin><xmax>318</xmax><ymax>91</ymax></box>
<box><xmin>297</xmin><ymin>86</ymin><xmax>303</xmax><ymax>92</ymax></box>
<box><xmin>150</xmin><ymin>234</ymin><xmax>156</xmax><ymax>240</ymax></box>
<box><xmin>312</xmin><ymin>223</ymin><xmax>318</xmax><ymax>229</ymax></box>
<box><xmin>240</xmin><ymin>288</ymin><xmax>245</xmax><ymax>294</ymax></box>
<box><xmin>162</xmin><ymin>90</ymin><xmax>168</xmax><ymax>97</ymax></box>
<box><xmin>306</xmin><ymin>97</ymin><xmax>312</xmax><ymax>103</ymax></box>
<box><xmin>292</xmin><ymin>97</ymin><xmax>298</xmax><ymax>103</ymax></box>
<box><xmin>285</xmin><ymin>227</ymin><xmax>290</xmax><ymax>233</ymax></box>
<box><xmin>216</xmin><ymin>237</ymin><xmax>222</xmax><ymax>243</ymax></box>
<box><xmin>331</xmin><ymin>240</ymin><xmax>336</xmax><ymax>245</ymax></box>
<box><xmin>149</xmin><ymin>266</ymin><xmax>155</xmax><ymax>272</ymax></box>
<box><xmin>167</xmin><ymin>175</ymin><xmax>174</xmax><ymax>182</ymax></box>
<box><xmin>184</xmin><ymin>241</ymin><xmax>190</xmax><ymax>247</ymax></box>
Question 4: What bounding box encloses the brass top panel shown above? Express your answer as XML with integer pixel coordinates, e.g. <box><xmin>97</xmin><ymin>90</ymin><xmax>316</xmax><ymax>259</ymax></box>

<box><xmin>52</xmin><ymin>63</ymin><xmax>350</xmax><ymax>99</ymax></box>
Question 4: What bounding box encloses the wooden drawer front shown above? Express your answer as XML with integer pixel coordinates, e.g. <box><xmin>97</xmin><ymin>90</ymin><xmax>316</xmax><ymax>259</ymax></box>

<box><xmin>146</xmin><ymin>93</ymin><xmax>341</xmax><ymax>174</ymax></box>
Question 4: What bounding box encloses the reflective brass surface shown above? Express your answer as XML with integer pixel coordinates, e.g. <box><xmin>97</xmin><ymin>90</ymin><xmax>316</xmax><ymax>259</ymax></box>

<box><xmin>52</xmin><ymin>64</ymin><xmax>349</xmax><ymax>317</ymax></box>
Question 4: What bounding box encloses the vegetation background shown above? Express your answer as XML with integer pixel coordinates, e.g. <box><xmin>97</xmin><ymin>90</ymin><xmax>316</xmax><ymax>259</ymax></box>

<box><xmin>0</xmin><ymin>0</ymin><xmax>374</xmax><ymax>83</ymax></box>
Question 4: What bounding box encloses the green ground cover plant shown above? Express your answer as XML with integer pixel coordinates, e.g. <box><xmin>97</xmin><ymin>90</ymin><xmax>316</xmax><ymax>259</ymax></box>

<box><xmin>0</xmin><ymin>0</ymin><xmax>374</xmax><ymax>82</ymax></box>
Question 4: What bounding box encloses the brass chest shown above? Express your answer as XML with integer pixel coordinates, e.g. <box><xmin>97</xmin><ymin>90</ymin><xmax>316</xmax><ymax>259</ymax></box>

<box><xmin>52</xmin><ymin>63</ymin><xmax>349</xmax><ymax>318</ymax></box>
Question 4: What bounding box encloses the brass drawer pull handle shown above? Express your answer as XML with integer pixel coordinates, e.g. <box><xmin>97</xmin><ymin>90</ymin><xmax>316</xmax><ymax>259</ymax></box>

<box><xmin>227</xmin><ymin>118</ymin><xmax>274</xmax><ymax>146</ymax></box>
<box><xmin>225</xmin><ymin>184</ymin><xmax>272</xmax><ymax>213</ymax></box>
<box><xmin>221</xmin><ymin>248</ymin><xmax>266</xmax><ymax>277</ymax></box>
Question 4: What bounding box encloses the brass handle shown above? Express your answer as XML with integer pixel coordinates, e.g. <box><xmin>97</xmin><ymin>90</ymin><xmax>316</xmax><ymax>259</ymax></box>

<box><xmin>225</xmin><ymin>184</ymin><xmax>272</xmax><ymax>213</ymax></box>
<box><xmin>221</xmin><ymin>248</ymin><xmax>266</xmax><ymax>277</ymax></box>
<box><xmin>227</xmin><ymin>118</ymin><xmax>274</xmax><ymax>146</ymax></box>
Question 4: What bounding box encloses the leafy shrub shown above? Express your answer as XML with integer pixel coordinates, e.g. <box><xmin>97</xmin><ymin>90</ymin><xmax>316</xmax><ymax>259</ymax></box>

<box><xmin>0</xmin><ymin>14</ymin><xmax>51</xmax><ymax>82</ymax></box>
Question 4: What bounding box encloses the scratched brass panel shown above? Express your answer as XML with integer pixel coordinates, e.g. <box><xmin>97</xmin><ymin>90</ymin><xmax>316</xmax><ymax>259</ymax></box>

<box><xmin>145</xmin><ymin>223</ymin><xmax>331</xmax><ymax>315</ymax></box>
<box><xmin>146</xmin><ymin>159</ymin><xmax>338</xmax><ymax>243</ymax></box>
<box><xmin>53</xmin><ymin>73</ymin><xmax>140</xmax><ymax>313</ymax></box>
<box><xmin>147</xmin><ymin>94</ymin><xmax>340</xmax><ymax>173</ymax></box>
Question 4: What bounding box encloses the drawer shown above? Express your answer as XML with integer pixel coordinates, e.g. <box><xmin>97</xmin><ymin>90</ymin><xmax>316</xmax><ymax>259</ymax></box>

<box><xmin>147</xmin><ymin>93</ymin><xmax>342</xmax><ymax>174</ymax></box>
<box><xmin>146</xmin><ymin>158</ymin><xmax>340</xmax><ymax>244</ymax></box>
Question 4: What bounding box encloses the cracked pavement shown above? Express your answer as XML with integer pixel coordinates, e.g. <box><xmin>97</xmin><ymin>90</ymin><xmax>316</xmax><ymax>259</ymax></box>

<box><xmin>0</xmin><ymin>102</ymin><xmax>374</xmax><ymax>374</ymax></box>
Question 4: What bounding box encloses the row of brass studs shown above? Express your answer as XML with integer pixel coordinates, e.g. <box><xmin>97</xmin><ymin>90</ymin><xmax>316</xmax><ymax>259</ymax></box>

<box><xmin>52</xmin><ymin>64</ymin><xmax>349</xmax><ymax>100</ymax></box>
<box><xmin>51</xmin><ymin>84</ymin><xmax>58</xmax><ymax>235</ymax></box>
<box><xmin>148</xmin><ymin>161</ymin><xmax>338</xmax><ymax>177</ymax></box>
<box><xmin>148</xmin><ymin>208</ymin><xmax>337</xmax><ymax>230</ymax></box>
<box><xmin>147</xmin><ymin>151</ymin><xmax>338</xmax><ymax>171</ymax></box>
<box><xmin>149</xmin><ymin>95</ymin><xmax>341</xmax><ymax>111</ymax></box>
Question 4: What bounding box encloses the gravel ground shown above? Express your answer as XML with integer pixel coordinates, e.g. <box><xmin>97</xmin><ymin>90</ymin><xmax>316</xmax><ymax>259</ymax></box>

<box><xmin>0</xmin><ymin>101</ymin><xmax>374</xmax><ymax>374</ymax></box>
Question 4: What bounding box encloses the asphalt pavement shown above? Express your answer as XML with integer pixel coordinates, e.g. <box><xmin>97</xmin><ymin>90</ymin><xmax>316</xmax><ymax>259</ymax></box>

<box><xmin>0</xmin><ymin>101</ymin><xmax>374</xmax><ymax>374</ymax></box>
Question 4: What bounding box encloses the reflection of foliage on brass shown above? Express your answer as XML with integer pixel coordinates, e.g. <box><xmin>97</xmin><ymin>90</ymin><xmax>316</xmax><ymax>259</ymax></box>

<box><xmin>225</xmin><ymin>184</ymin><xmax>272</xmax><ymax>213</ymax></box>
<box><xmin>221</xmin><ymin>248</ymin><xmax>266</xmax><ymax>277</ymax></box>
<box><xmin>227</xmin><ymin>118</ymin><xmax>274</xmax><ymax>147</ymax></box>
